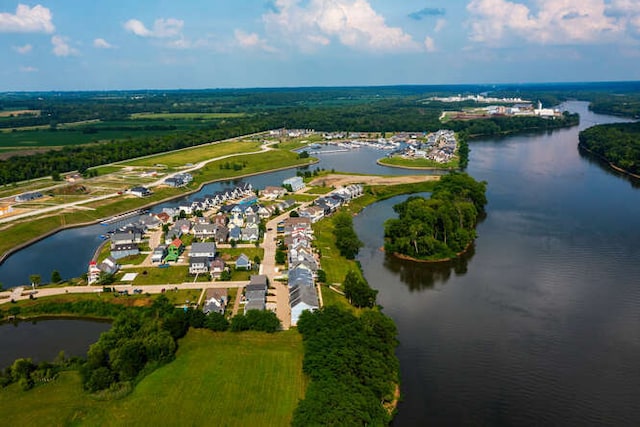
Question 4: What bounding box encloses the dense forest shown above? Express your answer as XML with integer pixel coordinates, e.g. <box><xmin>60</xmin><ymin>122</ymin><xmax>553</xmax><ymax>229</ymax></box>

<box><xmin>579</xmin><ymin>122</ymin><xmax>640</xmax><ymax>175</ymax></box>
<box><xmin>384</xmin><ymin>173</ymin><xmax>487</xmax><ymax>261</ymax></box>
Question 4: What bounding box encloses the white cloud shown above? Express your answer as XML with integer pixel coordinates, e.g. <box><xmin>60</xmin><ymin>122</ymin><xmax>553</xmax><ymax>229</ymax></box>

<box><xmin>124</xmin><ymin>18</ymin><xmax>184</xmax><ymax>38</ymax></box>
<box><xmin>93</xmin><ymin>38</ymin><xmax>114</xmax><ymax>49</ymax></box>
<box><xmin>434</xmin><ymin>18</ymin><xmax>447</xmax><ymax>33</ymax></box>
<box><xmin>51</xmin><ymin>35</ymin><xmax>79</xmax><ymax>57</ymax></box>
<box><xmin>234</xmin><ymin>29</ymin><xmax>277</xmax><ymax>52</ymax></box>
<box><xmin>19</xmin><ymin>65</ymin><xmax>37</xmax><ymax>72</ymax></box>
<box><xmin>0</xmin><ymin>4</ymin><xmax>54</xmax><ymax>33</ymax></box>
<box><xmin>263</xmin><ymin>0</ymin><xmax>420</xmax><ymax>52</ymax></box>
<box><xmin>424</xmin><ymin>36</ymin><xmax>437</xmax><ymax>52</ymax></box>
<box><xmin>13</xmin><ymin>43</ymin><xmax>32</xmax><ymax>54</ymax></box>
<box><xmin>466</xmin><ymin>0</ymin><xmax>627</xmax><ymax>46</ymax></box>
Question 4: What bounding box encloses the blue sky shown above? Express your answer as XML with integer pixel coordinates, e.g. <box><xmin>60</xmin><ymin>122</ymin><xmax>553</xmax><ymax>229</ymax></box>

<box><xmin>1</xmin><ymin>0</ymin><xmax>640</xmax><ymax>90</ymax></box>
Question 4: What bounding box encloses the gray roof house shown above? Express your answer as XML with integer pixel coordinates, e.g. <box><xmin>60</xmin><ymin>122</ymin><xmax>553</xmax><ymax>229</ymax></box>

<box><xmin>111</xmin><ymin>243</ymin><xmax>140</xmax><ymax>260</ymax></box>
<box><xmin>190</xmin><ymin>242</ymin><xmax>216</xmax><ymax>259</ymax></box>
<box><xmin>289</xmin><ymin>283</ymin><xmax>319</xmax><ymax>326</ymax></box>
<box><xmin>151</xmin><ymin>245</ymin><xmax>167</xmax><ymax>263</ymax></box>
<box><xmin>189</xmin><ymin>257</ymin><xmax>209</xmax><ymax>275</ymax></box>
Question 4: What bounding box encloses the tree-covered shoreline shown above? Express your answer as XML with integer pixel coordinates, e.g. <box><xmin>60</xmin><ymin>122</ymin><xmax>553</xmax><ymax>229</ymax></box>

<box><xmin>579</xmin><ymin>122</ymin><xmax>640</xmax><ymax>177</ymax></box>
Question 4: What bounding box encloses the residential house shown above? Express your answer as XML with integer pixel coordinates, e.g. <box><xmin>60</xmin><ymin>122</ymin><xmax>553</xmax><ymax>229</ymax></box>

<box><xmin>244</xmin><ymin>276</ymin><xmax>268</xmax><ymax>314</ymax></box>
<box><xmin>111</xmin><ymin>243</ymin><xmax>140</xmax><ymax>260</ymax></box>
<box><xmin>190</xmin><ymin>242</ymin><xmax>216</xmax><ymax>259</ymax></box>
<box><xmin>261</xmin><ymin>186</ymin><xmax>286</xmax><ymax>200</ymax></box>
<box><xmin>215</xmin><ymin>225</ymin><xmax>229</xmax><ymax>244</ymax></box>
<box><xmin>164</xmin><ymin>228</ymin><xmax>182</xmax><ymax>245</ymax></box>
<box><xmin>228</xmin><ymin>226</ymin><xmax>242</xmax><ymax>242</ymax></box>
<box><xmin>99</xmin><ymin>256</ymin><xmax>119</xmax><ymax>275</ymax></box>
<box><xmin>189</xmin><ymin>257</ymin><xmax>209</xmax><ymax>275</ymax></box>
<box><xmin>257</xmin><ymin>205</ymin><xmax>274</xmax><ymax>219</ymax></box>
<box><xmin>209</xmin><ymin>258</ymin><xmax>226</xmax><ymax>279</ymax></box>
<box><xmin>178</xmin><ymin>204</ymin><xmax>193</xmax><ymax>216</ymax></box>
<box><xmin>161</xmin><ymin>207</ymin><xmax>179</xmax><ymax>218</ymax></box>
<box><xmin>289</xmin><ymin>283</ymin><xmax>319</xmax><ymax>326</ymax></box>
<box><xmin>298</xmin><ymin>206</ymin><xmax>324</xmax><ymax>223</ymax></box>
<box><xmin>288</xmin><ymin>267</ymin><xmax>314</xmax><ymax>288</ymax></box>
<box><xmin>174</xmin><ymin>219</ymin><xmax>192</xmax><ymax>234</ymax></box>
<box><xmin>193</xmin><ymin>223</ymin><xmax>217</xmax><ymax>240</ymax></box>
<box><xmin>15</xmin><ymin>191</ymin><xmax>43</xmax><ymax>202</ymax></box>
<box><xmin>235</xmin><ymin>253</ymin><xmax>252</xmax><ymax>270</ymax></box>
<box><xmin>129</xmin><ymin>187</ymin><xmax>152</xmax><ymax>198</ymax></box>
<box><xmin>110</xmin><ymin>232</ymin><xmax>142</xmax><ymax>246</ymax></box>
<box><xmin>203</xmin><ymin>288</ymin><xmax>227</xmax><ymax>315</ymax></box>
<box><xmin>245</xmin><ymin>212</ymin><xmax>259</xmax><ymax>226</ymax></box>
<box><xmin>164</xmin><ymin>238</ymin><xmax>184</xmax><ymax>262</ymax></box>
<box><xmin>213</xmin><ymin>213</ymin><xmax>227</xmax><ymax>228</ymax></box>
<box><xmin>241</xmin><ymin>223</ymin><xmax>260</xmax><ymax>242</ymax></box>
<box><xmin>138</xmin><ymin>215</ymin><xmax>160</xmax><ymax>230</ymax></box>
<box><xmin>151</xmin><ymin>245</ymin><xmax>167</xmax><ymax>263</ymax></box>
<box><xmin>283</xmin><ymin>176</ymin><xmax>305</xmax><ymax>192</ymax></box>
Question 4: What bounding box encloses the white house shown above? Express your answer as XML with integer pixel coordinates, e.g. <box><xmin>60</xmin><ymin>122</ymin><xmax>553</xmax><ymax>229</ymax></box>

<box><xmin>283</xmin><ymin>176</ymin><xmax>305</xmax><ymax>192</ymax></box>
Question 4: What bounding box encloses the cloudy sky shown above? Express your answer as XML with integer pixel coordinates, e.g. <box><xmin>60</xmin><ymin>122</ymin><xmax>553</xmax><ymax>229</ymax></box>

<box><xmin>1</xmin><ymin>0</ymin><xmax>640</xmax><ymax>90</ymax></box>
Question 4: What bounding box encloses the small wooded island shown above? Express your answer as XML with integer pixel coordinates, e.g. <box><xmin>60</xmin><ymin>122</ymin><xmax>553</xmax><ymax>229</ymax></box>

<box><xmin>384</xmin><ymin>173</ymin><xmax>487</xmax><ymax>261</ymax></box>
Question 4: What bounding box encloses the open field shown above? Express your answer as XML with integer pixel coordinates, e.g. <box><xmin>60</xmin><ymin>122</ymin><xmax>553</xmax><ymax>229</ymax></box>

<box><xmin>120</xmin><ymin>139</ymin><xmax>262</xmax><ymax>168</ymax></box>
<box><xmin>0</xmin><ymin>329</ymin><xmax>306</xmax><ymax>427</ymax></box>
<box><xmin>0</xmin><ymin>109</ymin><xmax>40</xmax><ymax>118</ymax></box>
<box><xmin>378</xmin><ymin>156</ymin><xmax>460</xmax><ymax>169</ymax></box>
<box><xmin>309</xmin><ymin>173</ymin><xmax>438</xmax><ymax>188</ymax></box>
<box><xmin>131</xmin><ymin>112</ymin><xmax>247</xmax><ymax>120</ymax></box>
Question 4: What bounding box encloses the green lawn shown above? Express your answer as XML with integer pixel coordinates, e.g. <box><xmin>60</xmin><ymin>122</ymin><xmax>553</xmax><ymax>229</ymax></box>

<box><xmin>125</xmin><ymin>265</ymin><xmax>191</xmax><ymax>285</ymax></box>
<box><xmin>312</xmin><ymin>218</ymin><xmax>359</xmax><ymax>285</ymax></box>
<box><xmin>378</xmin><ymin>155</ymin><xmax>459</xmax><ymax>169</ymax></box>
<box><xmin>120</xmin><ymin>140</ymin><xmax>262</xmax><ymax>168</ymax></box>
<box><xmin>0</xmin><ymin>329</ymin><xmax>306</xmax><ymax>427</ymax></box>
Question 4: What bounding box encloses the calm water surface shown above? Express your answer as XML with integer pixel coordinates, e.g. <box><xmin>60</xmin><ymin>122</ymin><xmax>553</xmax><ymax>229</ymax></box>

<box><xmin>0</xmin><ymin>319</ymin><xmax>110</xmax><ymax>368</ymax></box>
<box><xmin>355</xmin><ymin>101</ymin><xmax>640</xmax><ymax>426</ymax></box>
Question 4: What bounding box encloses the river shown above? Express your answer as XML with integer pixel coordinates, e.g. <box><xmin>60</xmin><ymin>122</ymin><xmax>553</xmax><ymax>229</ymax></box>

<box><xmin>354</xmin><ymin>101</ymin><xmax>640</xmax><ymax>426</ymax></box>
<box><xmin>0</xmin><ymin>101</ymin><xmax>638</xmax><ymax>425</ymax></box>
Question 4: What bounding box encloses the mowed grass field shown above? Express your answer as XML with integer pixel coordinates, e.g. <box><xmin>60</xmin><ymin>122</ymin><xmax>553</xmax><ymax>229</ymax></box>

<box><xmin>131</xmin><ymin>112</ymin><xmax>247</xmax><ymax>120</ymax></box>
<box><xmin>0</xmin><ymin>329</ymin><xmax>306</xmax><ymax>427</ymax></box>
<box><xmin>378</xmin><ymin>155</ymin><xmax>459</xmax><ymax>169</ymax></box>
<box><xmin>120</xmin><ymin>140</ymin><xmax>262</xmax><ymax>168</ymax></box>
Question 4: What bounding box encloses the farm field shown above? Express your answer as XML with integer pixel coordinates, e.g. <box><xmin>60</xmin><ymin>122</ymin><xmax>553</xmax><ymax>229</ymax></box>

<box><xmin>120</xmin><ymin>139</ymin><xmax>263</xmax><ymax>168</ymax></box>
<box><xmin>0</xmin><ymin>329</ymin><xmax>306</xmax><ymax>427</ymax></box>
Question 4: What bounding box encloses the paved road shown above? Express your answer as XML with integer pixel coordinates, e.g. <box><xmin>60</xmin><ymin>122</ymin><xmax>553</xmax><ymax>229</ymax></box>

<box><xmin>0</xmin><ymin>281</ymin><xmax>249</xmax><ymax>304</ymax></box>
<box><xmin>260</xmin><ymin>200</ymin><xmax>313</xmax><ymax>330</ymax></box>
<box><xmin>0</xmin><ymin>136</ymin><xmax>275</xmax><ymax>225</ymax></box>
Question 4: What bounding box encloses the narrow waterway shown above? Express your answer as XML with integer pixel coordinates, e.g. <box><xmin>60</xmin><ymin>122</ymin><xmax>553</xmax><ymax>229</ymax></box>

<box><xmin>354</xmin><ymin>101</ymin><xmax>640</xmax><ymax>426</ymax></box>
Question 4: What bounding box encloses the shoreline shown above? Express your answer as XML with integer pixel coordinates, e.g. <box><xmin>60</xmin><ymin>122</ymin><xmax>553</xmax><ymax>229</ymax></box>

<box><xmin>0</xmin><ymin>159</ymin><xmax>318</xmax><ymax>268</ymax></box>
<box><xmin>0</xmin><ymin>314</ymin><xmax>114</xmax><ymax>325</ymax></box>
<box><xmin>388</xmin><ymin>240</ymin><xmax>474</xmax><ymax>263</ymax></box>
<box><xmin>376</xmin><ymin>158</ymin><xmax>458</xmax><ymax>171</ymax></box>
<box><xmin>578</xmin><ymin>144</ymin><xmax>640</xmax><ymax>180</ymax></box>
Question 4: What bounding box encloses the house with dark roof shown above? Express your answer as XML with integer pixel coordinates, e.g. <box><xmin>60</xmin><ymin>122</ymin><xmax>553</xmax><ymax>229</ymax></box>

<box><xmin>193</xmin><ymin>223</ymin><xmax>217</xmax><ymax>240</ymax></box>
<box><xmin>111</xmin><ymin>243</ymin><xmax>140</xmax><ymax>260</ymax></box>
<box><xmin>215</xmin><ymin>225</ymin><xmax>229</xmax><ymax>244</ymax></box>
<box><xmin>189</xmin><ymin>257</ymin><xmax>209</xmax><ymax>275</ymax></box>
<box><xmin>152</xmin><ymin>245</ymin><xmax>167</xmax><ymax>263</ymax></box>
<box><xmin>130</xmin><ymin>187</ymin><xmax>152</xmax><ymax>197</ymax></box>
<box><xmin>210</xmin><ymin>258</ymin><xmax>226</xmax><ymax>279</ymax></box>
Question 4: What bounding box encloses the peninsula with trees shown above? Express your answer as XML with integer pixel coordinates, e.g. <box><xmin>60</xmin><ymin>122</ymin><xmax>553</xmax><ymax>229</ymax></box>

<box><xmin>384</xmin><ymin>173</ymin><xmax>487</xmax><ymax>262</ymax></box>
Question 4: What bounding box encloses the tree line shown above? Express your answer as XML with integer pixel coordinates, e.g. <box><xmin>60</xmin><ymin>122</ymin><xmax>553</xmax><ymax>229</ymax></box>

<box><xmin>384</xmin><ymin>173</ymin><xmax>488</xmax><ymax>261</ymax></box>
<box><xmin>579</xmin><ymin>122</ymin><xmax>640</xmax><ymax>175</ymax></box>
<box><xmin>293</xmin><ymin>306</ymin><xmax>399</xmax><ymax>426</ymax></box>
<box><xmin>0</xmin><ymin>295</ymin><xmax>281</xmax><ymax>395</ymax></box>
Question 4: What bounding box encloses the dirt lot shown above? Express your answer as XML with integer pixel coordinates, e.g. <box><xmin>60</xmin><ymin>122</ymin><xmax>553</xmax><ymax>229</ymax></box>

<box><xmin>308</xmin><ymin>173</ymin><xmax>439</xmax><ymax>188</ymax></box>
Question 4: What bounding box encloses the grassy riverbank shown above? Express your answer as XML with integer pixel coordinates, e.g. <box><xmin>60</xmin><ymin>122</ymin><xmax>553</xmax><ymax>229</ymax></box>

<box><xmin>0</xmin><ymin>329</ymin><xmax>306</xmax><ymax>427</ymax></box>
<box><xmin>378</xmin><ymin>156</ymin><xmax>459</xmax><ymax>169</ymax></box>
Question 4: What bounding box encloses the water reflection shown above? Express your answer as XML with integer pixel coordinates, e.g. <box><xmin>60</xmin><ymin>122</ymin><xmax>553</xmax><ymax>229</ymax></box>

<box><xmin>577</xmin><ymin>145</ymin><xmax>640</xmax><ymax>189</ymax></box>
<box><xmin>383</xmin><ymin>244</ymin><xmax>475</xmax><ymax>291</ymax></box>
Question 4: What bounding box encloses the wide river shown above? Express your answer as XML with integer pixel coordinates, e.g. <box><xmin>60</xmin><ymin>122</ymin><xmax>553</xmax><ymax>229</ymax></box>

<box><xmin>354</xmin><ymin>101</ymin><xmax>640</xmax><ymax>426</ymax></box>
<box><xmin>0</xmin><ymin>101</ymin><xmax>638</xmax><ymax>425</ymax></box>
